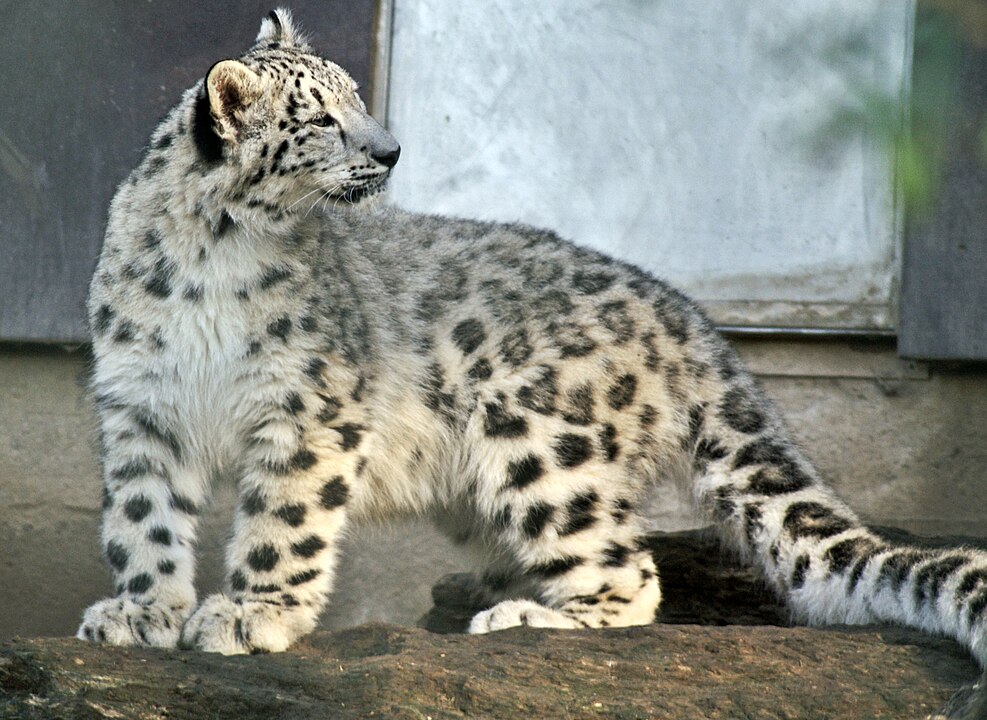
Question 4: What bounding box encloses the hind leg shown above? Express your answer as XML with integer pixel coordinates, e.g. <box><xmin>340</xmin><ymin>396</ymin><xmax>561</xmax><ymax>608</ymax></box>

<box><xmin>464</xmin><ymin>486</ymin><xmax>662</xmax><ymax>634</ymax></box>
<box><xmin>468</xmin><ymin>545</ymin><xmax>660</xmax><ymax>632</ymax></box>
<box><xmin>462</xmin><ymin>400</ymin><xmax>661</xmax><ymax>632</ymax></box>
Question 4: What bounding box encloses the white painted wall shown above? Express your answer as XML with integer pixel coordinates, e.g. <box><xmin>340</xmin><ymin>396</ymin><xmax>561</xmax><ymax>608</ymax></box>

<box><xmin>385</xmin><ymin>0</ymin><xmax>914</xmax><ymax>329</ymax></box>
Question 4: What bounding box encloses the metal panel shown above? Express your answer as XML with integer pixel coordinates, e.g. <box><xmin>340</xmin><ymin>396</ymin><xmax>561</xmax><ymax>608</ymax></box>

<box><xmin>0</xmin><ymin>1</ymin><xmax>378</xmax><ymax>344</ymax></box>
<box><xmin>385</xmin><ymin>0</ymin><xmax>914</xmax><ymax>330</ymax></box>
<box><xmin>899</xmin><ymin>34</ymin><xmax>987</xmax><ymax>360</ymax></box>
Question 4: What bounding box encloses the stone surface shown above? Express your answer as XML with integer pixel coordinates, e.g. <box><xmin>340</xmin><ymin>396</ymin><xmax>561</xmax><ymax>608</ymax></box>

<box><xmin>2</xmin><ymin>529</ymin><xmax>986</xmax><ymax>719</ymax></box>
<box><xmin>1</xmin><ymin>622</ymin><xmax>982</xmax><ymax>719</ymax></box>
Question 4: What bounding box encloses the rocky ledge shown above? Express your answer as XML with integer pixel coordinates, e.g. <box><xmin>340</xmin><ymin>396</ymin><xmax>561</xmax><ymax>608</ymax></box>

<box><xmin>3</xmin><ymin>529</ymin><xmax>985</xmax><ymax>719</ymax></box>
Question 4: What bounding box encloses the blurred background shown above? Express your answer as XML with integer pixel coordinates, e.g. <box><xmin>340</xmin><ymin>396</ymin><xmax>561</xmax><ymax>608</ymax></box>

<box><xmin>1</xmin><ymin>0</ymin><xmax>984</xmax><ymax>641</ymax></box>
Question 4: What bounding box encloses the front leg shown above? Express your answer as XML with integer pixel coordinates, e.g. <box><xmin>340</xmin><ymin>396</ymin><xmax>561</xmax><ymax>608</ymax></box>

<box><xmin>181</xmin><ymin>386</ymin><xmax>358</xmax><ymax>654</ymax></box>
<box><xmin>78</xmin><ymin>401</ymin><xmax>203</xmax><ymax>648</ymax></box>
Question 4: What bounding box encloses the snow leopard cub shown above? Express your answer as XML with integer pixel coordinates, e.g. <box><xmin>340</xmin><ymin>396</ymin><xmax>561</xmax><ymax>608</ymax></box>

<box><xmin>79</xmin><ymin>9</ymin><xmax>987</xmax><ymax>662</ymax></box>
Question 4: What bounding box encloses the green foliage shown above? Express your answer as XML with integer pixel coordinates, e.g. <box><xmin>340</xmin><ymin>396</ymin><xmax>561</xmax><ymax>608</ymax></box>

<box><xmin>904</xmin><ymin>5</ymin><xmax>963</xmax><ymax>217</ymax></box>
<box><xmin>811</xmin><ymin>2</ymin><xmax>971</xmax><ymax>219</ymax></box>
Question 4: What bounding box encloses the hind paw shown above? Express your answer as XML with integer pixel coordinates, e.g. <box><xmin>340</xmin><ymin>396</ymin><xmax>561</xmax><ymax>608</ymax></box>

<box><xmin>468</xmin><ymin>599</ymin><xmax>581</xmax><ymax>633</ymax></box>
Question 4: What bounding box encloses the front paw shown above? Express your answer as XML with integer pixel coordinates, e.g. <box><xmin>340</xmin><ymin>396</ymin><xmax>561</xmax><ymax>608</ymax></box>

<box><xmin>77</xmin><ymin>597</ymin><xmax>191</xmax><ymax>648</ymax></box>
<box><xmin>468</xmin><ymin>599</ymin><xmax>580</xmax><ymax>633</ymax></box>
<box><xmin>179</xmin><ymin>594</ymin><xmax>314</xmax><ymax>655</ymax></box>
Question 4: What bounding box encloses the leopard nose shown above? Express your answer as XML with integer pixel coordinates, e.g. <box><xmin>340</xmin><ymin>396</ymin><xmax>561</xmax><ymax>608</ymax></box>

<box><xmin>371</xmin><ymin>144</ymin><xmax>401</xmax><ymax>168</ymax></box>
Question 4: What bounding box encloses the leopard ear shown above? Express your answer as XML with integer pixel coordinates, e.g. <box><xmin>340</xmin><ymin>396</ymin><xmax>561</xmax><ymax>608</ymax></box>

<box><xmin>204</xmin><ymin>60</ymin><xmax>264</xmax><ymax>143</ymax></box>
<box><xmin>256</xmin><ymin>8</ymin><xmax>311</xmax><ymax>49</ymax></box>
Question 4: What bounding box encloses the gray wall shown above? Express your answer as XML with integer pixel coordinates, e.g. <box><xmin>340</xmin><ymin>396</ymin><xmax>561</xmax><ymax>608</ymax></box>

<box><xmin>0</xmin><ymin>1</ymin><xmax>378</xmax><ymax>343</ymax></box>
<box><xmin>3</xmin><ymin>342</ymin><xmax>984</xmax><ymax>641</ymax></box>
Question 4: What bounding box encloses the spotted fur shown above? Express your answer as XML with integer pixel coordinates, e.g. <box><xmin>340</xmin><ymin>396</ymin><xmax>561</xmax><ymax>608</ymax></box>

<box><xmin>79</xmin><ymin>10</ymin><xmax>987</xmax><ymax>665</ymax></box>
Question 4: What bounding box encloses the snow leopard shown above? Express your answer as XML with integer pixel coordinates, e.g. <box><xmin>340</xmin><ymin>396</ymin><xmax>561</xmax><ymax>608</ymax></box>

<box><xmin>78</xmin><ymin>8</ymin><xmax>987</xmax><ymax>662</ymax></box>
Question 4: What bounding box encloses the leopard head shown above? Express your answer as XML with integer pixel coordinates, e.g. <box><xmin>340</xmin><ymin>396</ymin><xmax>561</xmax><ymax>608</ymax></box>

<box><xmin>193</xmin><ymin>8</ymin><xmax>400</xmax><ymax>211</ymax></box>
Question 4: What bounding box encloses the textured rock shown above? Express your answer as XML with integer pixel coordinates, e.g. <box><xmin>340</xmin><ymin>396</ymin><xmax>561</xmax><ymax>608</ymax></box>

<box><xmin>2</xmin><ymin>529</ymin><xmax>985</xmax><ymax>719</ymax></box>
<box><xmin>1</xmin><ymin>624</ymin><xmax>982</xmax><ymax>720</ymax></box>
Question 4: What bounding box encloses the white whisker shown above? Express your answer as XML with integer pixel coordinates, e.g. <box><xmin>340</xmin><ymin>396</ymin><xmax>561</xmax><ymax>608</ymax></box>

<box><xmin>306</xmin><ymin>183</ymin><xmax>341</xmax><ymax>216</ymax></box>
<box><xmin>286</xmin><ymin>187</ymin><xmax>326</xmax><ymax>212</ymax></box>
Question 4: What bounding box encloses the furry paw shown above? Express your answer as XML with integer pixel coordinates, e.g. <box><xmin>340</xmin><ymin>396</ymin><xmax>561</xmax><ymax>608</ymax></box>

<box><xmin>468</xmin><ymin>599</ymin><xmax>581</xmax><ymax>633</ymax></box>
<box><xmin>179</xmin><ymin>594</ymin><xmax>315</xmax><ymax>655</ymax></box>
<box><xmin>77</xmin><ymin>597</ymin><xmax>191</xmax><ymax>648</ymax></box>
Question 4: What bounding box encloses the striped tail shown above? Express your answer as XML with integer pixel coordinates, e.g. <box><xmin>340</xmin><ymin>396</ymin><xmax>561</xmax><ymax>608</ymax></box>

<box><xmin>689</xmin><ymin>358</ymin><xmax>987</xmax><ymax>667</ymax></box>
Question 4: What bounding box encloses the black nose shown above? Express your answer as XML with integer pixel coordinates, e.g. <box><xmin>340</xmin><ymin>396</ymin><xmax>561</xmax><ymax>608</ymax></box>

<box><xmin>371</xmin><ymin>145</ymin><xmax>401</xmax><ymax>168</ymax></box>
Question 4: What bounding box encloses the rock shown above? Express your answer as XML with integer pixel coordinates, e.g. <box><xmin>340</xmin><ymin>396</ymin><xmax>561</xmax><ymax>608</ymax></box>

<box><xmin>1</xmin><ymin>624</ymin><xmax>983</xmax><ymax>719</ymax></box>
<box><xmin>2</xmin><ymin>528</ymin><xmax>985</xmax><ymax>719</ymax></box>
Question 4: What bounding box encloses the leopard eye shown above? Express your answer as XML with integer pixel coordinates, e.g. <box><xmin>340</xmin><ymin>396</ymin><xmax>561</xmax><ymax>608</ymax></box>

<box><xmin>310</xmin><ymin>114</ymin><xmax>337</xmax><ymax>128</ymax></box>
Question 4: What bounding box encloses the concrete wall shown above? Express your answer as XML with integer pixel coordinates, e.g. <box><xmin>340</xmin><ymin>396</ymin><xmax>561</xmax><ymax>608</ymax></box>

<box><xmin>1</xmin><ymin>340</ymin><xmax>984</xmax><ymax>641</ymax></box>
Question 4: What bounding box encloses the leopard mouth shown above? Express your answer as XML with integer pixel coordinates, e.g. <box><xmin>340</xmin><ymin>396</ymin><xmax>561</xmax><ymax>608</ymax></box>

<box><xmin>332</xmin><ymin>174</ymin><xmax>390</xmax><ymax>205</ymax></box>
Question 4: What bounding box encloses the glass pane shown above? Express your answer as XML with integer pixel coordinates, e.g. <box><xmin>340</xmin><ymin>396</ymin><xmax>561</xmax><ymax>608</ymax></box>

<box><xmin>386</xmin><ymin>0</ymin><xmax>914</xmax><ymax>329</ymax></box>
